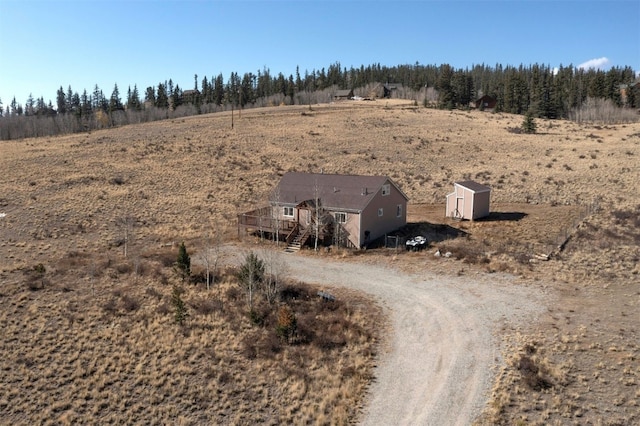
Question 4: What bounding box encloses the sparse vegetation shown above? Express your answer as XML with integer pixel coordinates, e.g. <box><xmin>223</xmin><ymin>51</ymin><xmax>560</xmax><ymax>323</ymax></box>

<box><xmin>0</xmin><ymin>102</ymin><xmax>638</xmax><ymax>425</ymax></box>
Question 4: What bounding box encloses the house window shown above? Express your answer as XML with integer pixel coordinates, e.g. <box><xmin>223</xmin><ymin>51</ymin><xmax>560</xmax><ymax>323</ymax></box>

<box><xmin>283</xmin><ymin>206</ymin><xmax>294</xmax><ymax>217</ymax></box>
<box><xmin>397</xmin><ymin>204</ymin><xmax>402</xmax><ymax>218</ymax></box>
<box><xmin>335</xmin><ymin>212</ymin><xmax>347</xmax><ymax>224</ymax></box>
<box><xmin>381</xmin><ymin>184</ymin><xmax>390</xmax><ymax>196</ymax></box>
<box><xmin>378</xmin><ymin>208</ymin><xmax>384</xmax><ymax>217</ymax></box>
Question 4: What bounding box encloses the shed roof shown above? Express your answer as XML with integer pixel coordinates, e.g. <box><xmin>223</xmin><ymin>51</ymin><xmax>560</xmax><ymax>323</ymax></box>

<box><xmin>335</xmin><ymin>89</ymin><xmax>353</xmax><ymax>97</ymax></box>
<box><xmin>273</xmin><ymin>172</ymin><xmax>406</xmax><ymax>212</ymax></box>
<box><xmin>455</xmin><ymin>180</ymin><xmax>491</xmax><ymax>193</ymax></box>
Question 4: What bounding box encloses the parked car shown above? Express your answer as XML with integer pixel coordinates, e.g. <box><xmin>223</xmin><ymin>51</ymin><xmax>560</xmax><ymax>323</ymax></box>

<box><xmin>405</xmin><ymin>236</ymin><xmax>427</xmax><ymax>251</ymax></box>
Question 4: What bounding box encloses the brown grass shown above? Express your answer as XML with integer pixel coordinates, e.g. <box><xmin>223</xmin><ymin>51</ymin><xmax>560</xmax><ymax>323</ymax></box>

<box><xmin>1</xmin><ymin>100</ymin><xmax>639</xmax><ymax>424</ymax></box>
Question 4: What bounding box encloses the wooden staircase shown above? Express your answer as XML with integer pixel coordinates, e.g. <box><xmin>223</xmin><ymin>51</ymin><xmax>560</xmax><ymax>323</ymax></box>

<box><xmin>284</xmin><ymin>227</ymin><xmax>310</xmax><ymax>253</ymax></box>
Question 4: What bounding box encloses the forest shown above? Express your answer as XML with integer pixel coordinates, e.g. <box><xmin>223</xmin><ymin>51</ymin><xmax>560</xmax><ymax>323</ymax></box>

<box><xmin>1</xmin><ymin>62</ymin><xmax>638</xmax><ymax>140</ymax></box>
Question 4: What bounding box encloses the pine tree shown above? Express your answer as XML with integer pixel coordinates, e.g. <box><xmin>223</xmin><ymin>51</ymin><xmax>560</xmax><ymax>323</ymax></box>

<box><xmin>81</xmin><ymin>90</ymin><xmax>92</xmax><ymax>116</ymax></box>
<box><xmin>175</xmin><ymin>242</ymin><xmax>191</xmax><ymax>281</ymax></box>
<box><xmin>171</xmin><ymin>285</ymin><xmax>189</xmax><ymax>325</ymax></box>
<box><xmin>56</xmin><ymin>86</ymin><xmax>66</xmax><ymax>114</ymax></box>
<box><xmin>109</xmin><ymin>83</ymin><xmax>123</xmax><ymax>112</ymax></box>
<box><xmin>156</xmin><ymin>83</ymin><xmax>169</xmax><ymax>108</ymax></box>
<box><xmin>522</xmin><ymin>111</ymin><xmax>537</xmax><ymax>134</ymax></box>
<box><xmin>436</xmin><ymin>64</ymin><xmax>455</xmax><ymax>109</ymax></box>
<box><xmin>145</xmin><ymin>86</ymin><xmax>156</xmax><ymax>105</ymax></box>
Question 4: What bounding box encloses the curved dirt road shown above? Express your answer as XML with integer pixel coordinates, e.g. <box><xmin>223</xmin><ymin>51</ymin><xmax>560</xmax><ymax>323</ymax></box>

<box><xmin>223</xmin><ymin>248</ymin><xmax>547</xmax><ymax>425</ymax></box>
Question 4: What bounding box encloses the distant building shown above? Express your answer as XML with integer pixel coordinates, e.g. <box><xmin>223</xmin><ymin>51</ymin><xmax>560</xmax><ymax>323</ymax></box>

<box><xmin>474</xmin><ymin>95</ymin><xmax>497</xmax><ymax>111</ymax></box>
<box><xmin>383</xmin><ymin>84</ymin><xmax>404</xmax><ymax>98</ymax></box>
<box><xmin>446</xmin><ymin>181</ymin><xmax>491</xmax><ymax>220</ymax></box>
<box><xmin>334</xmin><ymin>89</ymin><xmax>354</xmax><ymax>101</ymax></box>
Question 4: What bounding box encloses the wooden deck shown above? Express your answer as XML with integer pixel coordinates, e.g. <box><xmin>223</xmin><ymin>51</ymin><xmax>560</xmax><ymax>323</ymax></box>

<box><xmin>237</xmin><ymin>207</ymin><xmax>297</xmax><ymax>238</ymax></box>
<box><xmin>238</xmin><ymin>206</ymin><xmax>355</xmax><ymax>248</ymax></box>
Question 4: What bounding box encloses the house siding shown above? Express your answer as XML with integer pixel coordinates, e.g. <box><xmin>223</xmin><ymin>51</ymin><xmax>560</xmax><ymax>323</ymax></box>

<box><xmin>359</xmin><ymin>180</ymin><xmax>407</xmax><ymax>246</ymax></box>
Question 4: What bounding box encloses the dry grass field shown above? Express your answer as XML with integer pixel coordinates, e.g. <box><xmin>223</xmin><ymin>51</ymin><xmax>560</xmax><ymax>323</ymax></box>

<box><xmin>1</xmin><ymin>100</ymin><xmax>639</xmax><ymax>424</ymax></box>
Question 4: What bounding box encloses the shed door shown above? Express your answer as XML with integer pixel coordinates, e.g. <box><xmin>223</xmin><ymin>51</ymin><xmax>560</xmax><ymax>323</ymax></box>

<box><xmin>455</xmin><ymin>197</ymin><xmax>463</xmax><ymax>219</ymax></box>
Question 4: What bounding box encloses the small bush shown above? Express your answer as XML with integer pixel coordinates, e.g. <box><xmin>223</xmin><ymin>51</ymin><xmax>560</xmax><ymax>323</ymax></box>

<box><xmin>145</xmin><ymin>287</ymin><xmax>163</xmax><ymax>300</ymax></box>
<box><xmin>115</xmin><ymin>263</ymin><xmax>132</xmax><ymax>274</ymax></box>
<box><xmin>103</xmin><ymin>298</ymin><xmax>118</xmax><ymax>314</ymax></box>
<box><xmin>121</xmin><ymin>295</ymin><xmax>140</xmax><ymax>312</ymax></box>
<box><xmin>276</xmin><ymin>305</ymin><xmax>297</xmax><ymax>343</ymax></box>
<box><xmin>110</xmin><ymin>176</ymin><xmax>125</xmax><ymax>185</ymax></box>
<box><xmin>192</xmin><ymin>296</ymin><xmax>222</xmax><ymax>316</ymax></box>
<box><xmin>518</xmin><ymin>354</ymin><xmax>553</xmax><ymax>391</ymax></box>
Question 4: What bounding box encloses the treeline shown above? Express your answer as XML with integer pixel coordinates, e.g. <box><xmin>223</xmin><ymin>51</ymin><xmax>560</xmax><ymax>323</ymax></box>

<box><xmin>1</xmin><ymin>62</ymin><xmax>638</xmax><ymax>140</ymax></box>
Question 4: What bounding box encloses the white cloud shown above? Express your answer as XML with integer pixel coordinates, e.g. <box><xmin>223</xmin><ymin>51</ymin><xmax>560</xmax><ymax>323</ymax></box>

<box><xmin>577</xmin><ymin>57</ymin><xmax>610</xmax><ymax>70</ymax></box>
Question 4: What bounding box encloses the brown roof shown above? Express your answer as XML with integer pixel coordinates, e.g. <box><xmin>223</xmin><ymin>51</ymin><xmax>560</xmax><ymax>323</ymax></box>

<box><xmin>455</xmin><ymin>180</ymin><xmax>491</xmax><ymax>193</ymax></box>
<box><xmin>273</xmin><ymin>172</ymin><xmax>404</xmax><ymax>212</ymax></box>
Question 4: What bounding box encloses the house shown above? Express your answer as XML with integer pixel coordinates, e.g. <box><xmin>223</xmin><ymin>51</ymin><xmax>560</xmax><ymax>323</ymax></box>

<box><xmin>334</xmin><ymin>89</ymin><xmax>354</xmax><ymax>101</ymax></box>
<box><xmin>474</xmin><ymin>95</ymin><xmax>497</xmax><ymax>111</ymax></box>
<box><xmin>238</xmin><ymin>172</ymin><xmax>408</xmax><ymax>248</ymax></box>
<box><xmin>383</xmin><ymin>84</ymin><xmax>404</xmax><ymax>98</ymax></box>
<box><xmin>446</xmin><ymin>181</ymin><xmax>491</xmax><ymax>220</ymax></box>
<box><xmin>182</xmin><ymin>89</ymin><xmax>200</xmax><ymax>104</ymax></box>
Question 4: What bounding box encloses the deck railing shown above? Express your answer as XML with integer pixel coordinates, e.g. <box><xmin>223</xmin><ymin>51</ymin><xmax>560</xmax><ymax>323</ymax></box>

<box><xmin>237</xmin><ymin>207</ymin><xmax>297</xmax><ymax>236</ymax></box>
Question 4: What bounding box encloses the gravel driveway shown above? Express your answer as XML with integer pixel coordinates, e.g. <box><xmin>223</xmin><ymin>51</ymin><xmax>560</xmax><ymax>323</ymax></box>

<box><xmin>222</xmin><ymin>247</ymin><xmax>548</xmax><ymax>425</ymax></box>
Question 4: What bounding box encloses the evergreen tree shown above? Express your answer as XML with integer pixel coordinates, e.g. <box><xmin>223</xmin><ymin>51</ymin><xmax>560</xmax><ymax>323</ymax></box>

<box><xmin>214</xmin><ymin>73</ymin><xmax>224</xmax><ymax>105</ymax></box>
<box><xmin>626</xmin><ymin>82</ymin><xmax>637</xmax><ymax>108</ymax></box>
<box><xmin>109</xmin><ymin>83</ymin><xmax>124</xmax><ymax>112</ymax></box>
<box><xmin>127</xmin><ymin>85</ymin><xmax>142</xmax><ymax>111</ymax></box>
<box><xmin>436</xmin><ymin>64</ymin><xmax>455</xmax><ymax>109</ymax></box>
<box><xmin>145</xmin><ymin>86</ymin><xmax>156</xmax><ymax>105</ymax></box>
<box><xmin>172</xmin><ymin>84</ymin><xmax>183</xmax><ymax>109</ymax></box>
<box><xmin>71</xmin><ymin>92</ymin><xmax>81</xmax><ymax>116</ymax></box>
<box><xmin>522</xmin><ymin>111</ymin><xmax>537</xmax><ymax>134</ymax></box>
<box><xmin>175</xmin><ymin>242</ymin><xmax>191</xmax><ymax>281</ymax></box>
<box><xmin>587</xmin><ymin>70</ymin><xmax>606</xmax><ymax>98</ymax></box>
<box><xmin>296</xmin><ymin>65</ymin><xmax>303</xmax><ymax>92</ymax></box>
<box><xmin>25</xmin><ymin>93</ymin><xmax>35</xmax><ymax>116</ymax></box>
<box><xmin>81</xmin><ymin>90</ymin><xmax>92</xmax><ymax>116</ymax></box>
<box><xmin>56</xmin><ymin>86</ymin><xmax>66</xmax><ymax>114</ymax></box>
<box><xmin>66</xmin><ymin>85</ymin><xmax>74</xmax><ymax>113</ymax></box>
<box><xmin>156</xmin><ymin>83</ymin><xmax>169</xmax><ymax>108</ymax></box>
<box><xmin>171</xmin><ymin>285</ymin><xmax>189</xmax><ymax>325</ymax></box>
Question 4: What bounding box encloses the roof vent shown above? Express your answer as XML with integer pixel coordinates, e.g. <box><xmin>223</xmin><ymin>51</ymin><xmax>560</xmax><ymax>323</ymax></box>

<box><xmin>361</xmin><ymin>187</ymin><xmax>368</xmax><ymax>196</ymax></box>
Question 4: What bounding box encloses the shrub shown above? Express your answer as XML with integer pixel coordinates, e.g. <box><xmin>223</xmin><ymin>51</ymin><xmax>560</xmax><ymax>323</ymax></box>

<box><xmin>121</xmin><ymin>295</ymin><xmax>140</xmax><ymax>312</ymax></box>
<box><xmin>276</xmin><ymin>305</ymin><xmax>297</xmax><ymax>343</ymax></box>
<box><xmin>518</xmin><ymin>354</ymin><xmax>553</xmax><ymax>391</ymax></box>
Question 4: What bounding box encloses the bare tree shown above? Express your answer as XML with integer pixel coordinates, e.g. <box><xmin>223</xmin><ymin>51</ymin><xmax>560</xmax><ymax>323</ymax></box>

<box><xmin>261</xmin><ymin>249</ymin><xmax>288</xmax><ymax>304</ymax></box>
<box><xmin>116</xmin><ymin>214</ymin><xmax>136</xmax><ymax>258</ymax></box>
<box><xmin>199</xmin><ymin>221</ymin><xmax>224</xmax><ymax>290</ymax></box>
<box><xmin>270</xmin><ymin>186</ymin><xmax>281</xmax><ymax>246</ymax></box>
<box><xmin>237</xmin><ymin>251</ymin><xmax>264</xmax><ymax>311</ymax></box>
<box><xmin>313</xmin><ymin>178</ymin><xmax>321</xmax><ymax>251</ymax></box>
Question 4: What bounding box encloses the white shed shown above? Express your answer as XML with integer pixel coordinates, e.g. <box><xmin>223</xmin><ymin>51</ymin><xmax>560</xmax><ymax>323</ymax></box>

<box><xmin>446</xmin><ymin>181</ymin><xmax>491</xmax><ymax>220</ymax></box>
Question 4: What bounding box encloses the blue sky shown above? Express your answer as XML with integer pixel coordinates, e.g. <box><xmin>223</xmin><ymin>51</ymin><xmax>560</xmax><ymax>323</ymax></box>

<box><xmin>1</xmin><ymin>0</ymin><xmax>638</xmax><ymax>108</ymax></box>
